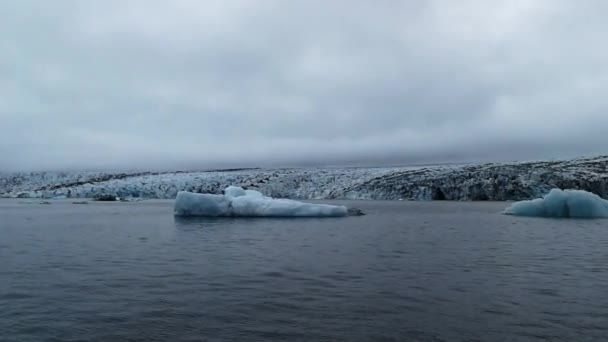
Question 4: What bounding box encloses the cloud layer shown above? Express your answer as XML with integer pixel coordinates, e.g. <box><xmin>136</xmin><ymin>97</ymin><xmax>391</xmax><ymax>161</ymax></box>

<box><xmin>1</xmin><ymin>0</ymin><xmax>607</xmax><ymax>171</ymax></box>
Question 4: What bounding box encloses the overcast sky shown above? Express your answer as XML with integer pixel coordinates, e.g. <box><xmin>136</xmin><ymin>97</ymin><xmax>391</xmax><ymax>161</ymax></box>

<box><xmin>1</xmin><ymin>0</ymin><xmax>607</xmax><ymax>171</ymax></box>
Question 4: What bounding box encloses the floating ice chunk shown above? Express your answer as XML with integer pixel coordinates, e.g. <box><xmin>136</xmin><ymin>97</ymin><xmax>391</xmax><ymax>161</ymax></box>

<box><xmin>174</xmin><ymin>192</ymin><xmax>232</xmax><ymax>217</ymax></box>
<box><xmin>174</xmin><ymin>186</ymin><xmax>350</xmax><ymax>217</ymax></box>
<box><xmin>230</xmin><ymin>195</ymin><xmax>348</xmax><ymax>217</ymax></box>
<box><xmin>504</xmin><ymin>188</ymin><xmax>608</xmax><ymax>218</ymax></box>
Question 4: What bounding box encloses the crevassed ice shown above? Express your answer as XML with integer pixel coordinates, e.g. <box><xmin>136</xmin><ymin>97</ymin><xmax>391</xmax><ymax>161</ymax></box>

<box><xmin>504</xmin><ymin>188</ymin><xmax>608</xmax><ymax>218</ymax></box>
<box><xmin>174</xmin><ymin>186</ymin><xmax>348</xmax><ymax>217</ymax></box>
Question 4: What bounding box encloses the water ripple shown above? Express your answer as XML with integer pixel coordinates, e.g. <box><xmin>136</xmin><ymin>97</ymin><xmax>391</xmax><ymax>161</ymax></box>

<box><xmin>1</xmin><ymin>200</ymin><xmax>608</xmax><ymax>341</ymax></box>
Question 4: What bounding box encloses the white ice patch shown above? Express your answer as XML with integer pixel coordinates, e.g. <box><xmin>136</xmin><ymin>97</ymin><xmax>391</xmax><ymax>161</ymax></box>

<box><xmin>223</xmin><ymin>186</ymin><xmax>264</xmax><ymax>198</ymax></box>
<box><xmin>504</xmin><ymin>188</ymin><xmax>608</xmax><ymax>218</ymax></box>
<box><xmin>224</xmin><ymin>186</ymin><xmax>247</xmax><ymax>197</ymax></box>
<box><xmin>174</xmin><ymin>186</ymin><xmax>349</xmax><ymax>217</ymax></box>
<box><xmin>244</xmin><ymin>189</ymin><xmax>264</xmax><ymax>198</ymax></box>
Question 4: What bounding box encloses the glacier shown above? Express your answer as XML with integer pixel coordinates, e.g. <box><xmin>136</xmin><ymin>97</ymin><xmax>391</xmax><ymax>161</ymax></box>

<box><xmin>174</xmin><ymin>187</ymin><xmax>349</xmax><ymax>217</ymax></box>
<box><xmin>2</xmin><ymin>155</ymin><xmax>608</xmax><ymax>202</ymax></box>
<box><xmin>504</xmin><ymin>189</ymin><xmax>608</xmax><ymax>219</ymax></box>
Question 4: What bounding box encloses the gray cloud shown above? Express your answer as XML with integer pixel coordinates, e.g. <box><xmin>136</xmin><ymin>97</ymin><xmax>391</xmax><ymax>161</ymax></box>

<box><xmin>1</xmin><ymin>0</ymin><xmax>607</xmax><ymax>171</ymax></box>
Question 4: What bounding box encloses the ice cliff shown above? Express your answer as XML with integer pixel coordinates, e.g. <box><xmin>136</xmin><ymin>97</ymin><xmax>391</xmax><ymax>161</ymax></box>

<box><xmin>2</xmin><ymin>156</ymin><xmax>608</xmax><ymax>201</ymax></box>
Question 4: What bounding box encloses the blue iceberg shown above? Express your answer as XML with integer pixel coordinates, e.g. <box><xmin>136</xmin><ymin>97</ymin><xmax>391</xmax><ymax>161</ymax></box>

<box><xmin>174</xmin><ymin>186</ymin><xmax>350</xmax><ymax>217</ymax></box>
<box><xmin>504</xmin><ymin>188</ymin><xmax>608</xmax><ymax>218</ymax></box>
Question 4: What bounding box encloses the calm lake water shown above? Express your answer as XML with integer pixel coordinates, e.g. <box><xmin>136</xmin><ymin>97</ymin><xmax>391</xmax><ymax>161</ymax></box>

<box><xmin>1</xmin><ymin>199</ymin><xmax>608</xmax><ymax>341</ymax></box>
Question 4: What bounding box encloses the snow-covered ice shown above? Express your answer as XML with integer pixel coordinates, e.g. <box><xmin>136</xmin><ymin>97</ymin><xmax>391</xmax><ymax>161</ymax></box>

<box><xmin>504</xmin><ymin>188</ymin><xmax>608</xmax><ymax>218</ymax></box>
<box><xmin>3</xmin><ymin>155</ymin><xmax>608</xmax><ymax>201</ymax></box>
<box><xmin>223</xmin><ymin>186</ymin><xmax>247</xmax><ymax>197</ymax></box>
<box><xmin>174</xmin><ymin>186</ymin><xmax>349</xmax><ymax>217</ymax></box>
<box><xmin>223</xmin><ymin>185</ymin><xmax>264</xmax><ymax>198</ymax></box>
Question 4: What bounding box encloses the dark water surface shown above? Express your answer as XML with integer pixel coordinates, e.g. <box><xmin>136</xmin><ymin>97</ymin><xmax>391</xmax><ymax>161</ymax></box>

<box><xmin>1</xmin><ymin>199</ymin><xmax>608</xmax><ymax>341</ymax></box>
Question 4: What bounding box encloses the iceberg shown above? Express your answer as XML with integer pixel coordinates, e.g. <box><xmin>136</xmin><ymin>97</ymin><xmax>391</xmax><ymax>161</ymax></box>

<box><xmin>174</xmin><ymin>186</ymin><xmax>351</xmax><ymax>217</ymax></box>
<box><xmin>503</xmin><ymin>188</ymin><xmax>608</xmax><ymax>218</ymax></box>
